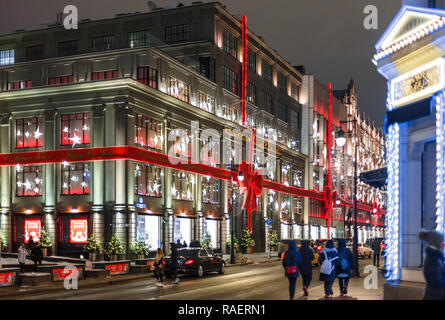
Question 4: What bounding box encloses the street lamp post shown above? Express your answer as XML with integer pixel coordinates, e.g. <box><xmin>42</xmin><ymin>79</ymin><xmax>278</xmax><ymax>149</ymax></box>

<box><xmin>336</xmin><ymin>119</ymin><xmax>360</xmax><ymax>278</ymax></box>
<box><xmin>230</xmin><ymin>174</ymin><xmax>236</xmax><ymax>265</ymax></box>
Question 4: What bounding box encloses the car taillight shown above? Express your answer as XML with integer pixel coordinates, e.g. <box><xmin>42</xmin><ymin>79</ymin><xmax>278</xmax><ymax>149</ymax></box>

<box><xmin>281</xmin><ymin>253</ymin><xmax>285</xmax><ymax>259</ymax></box>
<box><xmin>317</xmin><ymin>246</ymin><xmax>322</xmax><ymax>250</ymax></box>
<box><xmin>184</xmin><ymin>259</ymin><xmax>194</xmax><ymax>265</ymax></box>
<box><xmin>162</xmin><ymin>260</ymin><xmax>166</xmax><ymax>265</ymax></box>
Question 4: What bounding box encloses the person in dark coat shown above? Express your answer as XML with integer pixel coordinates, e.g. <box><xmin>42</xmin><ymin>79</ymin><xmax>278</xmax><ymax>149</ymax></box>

<box><xmin>418</xmin><ymin>230</ymin><xmax>445</xmax><ymax>300</ymax></box>
<box><xmin>371</xmin><ymin>238</ymin><xmax>381</xmax><ymax>267</ymax></box>
<box><xmin>31</xmin><ymin>243</ymin><xmax>43</xmax><ymax>270</ymax></box>
<box><xmin>27</xmin><ymin>236</ymin><xmax>34</xmax><ymax>251</ymax></box>
<box><xmin>336</xmin><ymin>238</ymin><xmax>353</xmax><ymax>296</ymax></box>
<box><xmin>170</xmin><ymin>242</ymin><xmax>180</xmax><ymax>284</ymax></box>
<box><xmin>319</xmin><ymin>240</ymin><xmax>338</xmax><ymax>300</ymax></box>
<box><xmin>282</xmin><ymin>240</ymin><xmax>302</xmax><ymax>300</ymax></box>
<box><xmin>182</xmin><ymin>241</ymin><xmax>187</xmax><ymax>248</ymax></box>
<box><xmin>298</xmin><ymin>240</ymin><xmax>314</xmax><ymax>297</ymax></box>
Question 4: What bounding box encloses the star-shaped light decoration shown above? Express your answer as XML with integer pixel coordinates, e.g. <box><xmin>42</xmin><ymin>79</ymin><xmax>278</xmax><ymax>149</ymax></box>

<box><xmin>71</xmin><ymin>175</ymin><xmax>78</xmax><ymax>182</ymax></box>
<box><xmin>83</xmin><ymin>124</ymin><xmax>89</xmax><ymax>131</ymax></box>
<box><xmin>69</xmin><ymin>133</ymin><xmax>81</xmax><ymax>147</ymax></box>
<box><xmin>35</xmin><ymin>177</ymin><xmax>41</xmax><ymax>185</ymax></box>
<box><xmin>23</xmin><ymin>180</ymin><xmax>32</xmax><ymax>190</ymax></box>
<box><xmin>17</xmin><ymin>129</ymin><xmax>21</xmax><ymax>137</ymax></box>
<box><xmin>34</xmin><ymin>187</ymin><xmax>39</xmax><ymax>194</ymax></box>
<box><xmin>16</xmin><ymin>164</ymin><xmax>21</xmax><ymax>172</ymax></box>
<box><xmin>63</xmin><ymin>126</ymin><xmax>69</xmax><ymax>133</ymax></box>
<box><xmin>63</xmin><ymin>182</ymin><xmax>68</xmax><ymax>189</ymax></box>
<box><xmin>152</xmin><ymin>182</ymin><xmax>161</xmax><ymax>194</ymax></box>
<box><xmin>34</xmin><ymin>127</ymin><xmax>42</xmax><ymax>140</ymax></box>
<box><xmin>81</xmin><ymin>181</ymin><xmax>87</xmax><ymax>188</ymax></box>
<box><xmin>25</xmin><ymin>131</ymin><xmax>30</xmax><ymax>138</ymax></box>
<box><xmin>17</xmin><ymin>181</ymin><xmax>22</xmax><ymax>187</ymax></box>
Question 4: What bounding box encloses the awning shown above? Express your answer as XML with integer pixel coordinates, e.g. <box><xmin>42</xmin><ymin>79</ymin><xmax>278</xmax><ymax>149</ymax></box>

<box><xmin>359</xmin><ymin>167</ymin><xmax>387</xmax><ymax>190</ymax></box>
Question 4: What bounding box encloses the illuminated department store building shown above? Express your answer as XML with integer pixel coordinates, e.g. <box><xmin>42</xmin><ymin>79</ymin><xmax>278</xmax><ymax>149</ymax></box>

<box><xmin>0</xmin><ymin>2</ymin><xmax>308</xmax><ymax>256</ymax></box>
<box><xmin>374</xmin><ymin>1</ymin><xmax>445</xmax><ymax>298</ymax></box>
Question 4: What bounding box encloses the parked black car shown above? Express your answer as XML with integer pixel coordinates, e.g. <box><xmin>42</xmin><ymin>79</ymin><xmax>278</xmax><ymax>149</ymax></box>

<box><xmin>164</xmin><ymin>247</ymin><xmax>226</xmax><ymax>278</ymax></box>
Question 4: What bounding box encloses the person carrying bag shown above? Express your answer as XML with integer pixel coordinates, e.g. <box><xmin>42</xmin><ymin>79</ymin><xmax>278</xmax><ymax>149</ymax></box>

<box><xmin>319</xmin><ymin>240</ymin><xmax>338</xmax><ymax>300</ymax></box>
<box><xmin>154</xmin><ymin>248</ymin><xmax>165</xmax><ymax>287</ymax></box>
<box><xmin>282</xmin><ymin>240</ymin><xmax>302</xmax><ymax>300</ymax></box>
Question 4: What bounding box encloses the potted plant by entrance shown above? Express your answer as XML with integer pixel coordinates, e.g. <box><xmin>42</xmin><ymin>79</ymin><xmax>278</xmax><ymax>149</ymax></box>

<box><xmin>130</xmin><ymin>241</ymin><xmax>149</xmax><ymax>260</ymax></box>
<box><xmin>225</xmin><ymin>235</ymin><xmax>239</xmax><ymax>253</ymax></box>
<box><xmin>267</xmin><ymin>229</ymin><xmax>280</xmax><ymax>252</ymax></box>
<box><xmin>0</xmin><ymin>232</ymin><xmax>7</xmax><ymax>252</ymax></box>
<box><xmin>83</xmin><ymin>235</ymin><xmax>103</xmax><ymax>261</ymax></box>
<box><xmin>201</xmin><ymin>233</ymin><xmax>212</xmax><ymax>250</ymax></box>
<box><xmin>239</xmin><ymin>228</ymin><xmax>255</xmax><ymax>254</ymax></box>
<box><xmin>38</xmin><ymin>227</ymin><xmax>53</xmax><ymax>257</ymax></box>
<box><xmin>105</xmin><ymin>234</ymin><xmax>125</xmax><ymax>261</ymax></box>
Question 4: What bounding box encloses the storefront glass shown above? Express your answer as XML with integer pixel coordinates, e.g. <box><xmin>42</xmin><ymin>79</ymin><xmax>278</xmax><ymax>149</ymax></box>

<box><xmin>137</xmin><ymin>215</ymin><xmax>161</xmax><ymax>250</ymax></box>
<box><xmin>174</xmin><ymin>217</ymin><xmax>192</xmax><ymax>246</ymax></box>
<box><xmin>293</xmin><ymin>225</ymin><xmax>302</xmax><ymax>239</ymax></box>
<box><xmin>205</xmin><ymin>219</ymin><xmax>219</xmax><ymax>248</ymax></box>
<box><xmin>320</xmin><ymin>226</ymin><xmax>328</xmax><ymax>239</ymax></box>
<box><xmin>281</xmin><ymin>223</ymin><xmax>289</xmax><ymax>240</ymax></box>
<box><xmin>310</xmin><ymin>225</ymin><xmax>319</xmax><ymax>240</ymax></box>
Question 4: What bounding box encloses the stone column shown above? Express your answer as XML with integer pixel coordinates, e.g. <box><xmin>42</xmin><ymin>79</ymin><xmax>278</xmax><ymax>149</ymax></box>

<box><xmin>221</xmin><ymin>180</ymin><xmax>229</xmax><ymax>253</ymax></box>
<box><xmin>92</xmin><ymin>105</ymin><xmax>105</xmax><ymax>242</ymax></box>
<box><xmin>0</xmin><ymin>115</ymin><xmax>11</xmax><ymax>250</ymax></box>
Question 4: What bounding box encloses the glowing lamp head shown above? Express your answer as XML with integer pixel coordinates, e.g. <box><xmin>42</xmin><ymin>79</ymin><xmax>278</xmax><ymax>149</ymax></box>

<box><xmin>373</xmin><ymin>208</ymin><xmax>377</xmax><ymax>214</ymax></box>
<box><xmin>335</xmin><ymin>199</ymin><xmax>341</xmax><ymax>205</ymax></box>
<box><xmin>238</xmin><ymin>172</ymin><xmax>244</xmax><ymax>182</ymax></box>
<box><xmin>336</xmin><ymin>129</ymin><xmax>347</xmax><ymax>147</ymax></box>
<box><xmin>25</xmin><ymin>209</ymin><xmax>32</xmax><ymax>214</ymax></box>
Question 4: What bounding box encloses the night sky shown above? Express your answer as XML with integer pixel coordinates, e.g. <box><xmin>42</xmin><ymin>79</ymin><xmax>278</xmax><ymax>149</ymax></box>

<box><xmin>0</xmin><ymin>0</ymin><xmax>405</xmax><ymax>126</ymax></box>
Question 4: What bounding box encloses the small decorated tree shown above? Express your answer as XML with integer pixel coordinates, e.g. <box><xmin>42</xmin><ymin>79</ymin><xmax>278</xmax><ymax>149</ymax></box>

<box><xmin>105</xmin><ymin>234</ymin><xmax>125</xmax><ymax>260</ymax></box>
<box><xmin>239</xmin><ymin>228</ymin><xmax>255</xmax><ymax>253</ymax></box>
<box><xmin>201</xmin><ymin>233</ymin><xmax>212</xmax><ymax>250</ymax></box>
<box><xmin>225</xmin><ymin>235</ymin><xmax>239</xmax><ymax>252</ymax></box>
<box><xmin>130</xmin><ymin>241</ymin><xmax>149</xmax><ymax>258</ymax></box>
<box><xmin>83</xmin><ymin>235</ymin><xmax>103</xmax><ymax>261</ymax></box>
<box><xmin>267</xmin><ymin>229</ymin><xmax>280</xmax><ymax>248</ymax></box>
<box><xmin>37</xmin><ymin>227</ymin><xmax>52</xmax><ymax>257</ymax></box>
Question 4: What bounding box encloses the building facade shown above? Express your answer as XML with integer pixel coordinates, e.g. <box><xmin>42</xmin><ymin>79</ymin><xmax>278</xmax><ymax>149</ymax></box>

<box><xmin>0</xmin><ymin>1</ymin><xmax>307</xmax><ymax>257</ymax></box>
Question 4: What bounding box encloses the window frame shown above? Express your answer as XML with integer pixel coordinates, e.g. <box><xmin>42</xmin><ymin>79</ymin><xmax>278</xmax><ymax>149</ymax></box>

<box><xmin>61</xmin><ymin>162</ymin><xmax>91</xmax><ymax>195</ymax></box>
<box><xmin>16</xmin><ymin>165</ymin><xmax>43</xmax><ymax>197</ymax></box>
<box><xmin>16</xmin><ymin>117</ymin><xmax>43</xmax><ymax>149</ymax></box>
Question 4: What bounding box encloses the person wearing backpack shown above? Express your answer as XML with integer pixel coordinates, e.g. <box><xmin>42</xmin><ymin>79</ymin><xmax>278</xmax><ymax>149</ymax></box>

<box><xmin>298</xmin><ymin>240</ymin><xmax>314</xmax><ymax>297</ymax></box>
<box><xmin>282</xmin><ymin>240</ymin><xmax>302</xmax><ymax>300</ymax></box>
<box><xmin>319</xmin><ymin>240</ymin><xmax>338</xmax><ymax>300</ymax></box>
<box><xmin>336</xmin><ymin>238</ymin><xmax>353</xmax><ymax>296</ymax></box>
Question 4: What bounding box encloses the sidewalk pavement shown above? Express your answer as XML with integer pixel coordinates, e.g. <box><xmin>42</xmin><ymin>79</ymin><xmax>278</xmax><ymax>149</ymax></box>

<box><xmin>223</xmin><ymin>252</ymin><xmax>281</xmax><ymax>266</ymax></box>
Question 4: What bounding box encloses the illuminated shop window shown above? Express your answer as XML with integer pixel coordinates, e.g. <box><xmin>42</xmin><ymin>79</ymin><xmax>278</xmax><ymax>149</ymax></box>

<box><xmin>92</xmin><ymin>35</ymin><xmax>114</xmax><ymax>52</ymax></box>
<box><xmin>281</xmin><ymin>223</ymin><xmax>289</xmax><ymax>240</ymax></box>
<box><xmin>247</xmin><ymin>48</ymin><xmax>256</xmax><ymax>72</ymax></box>
<box><xmin>247</xmin><ymin>82</ymin><xmax>256</xmax><ymax>105</ymax></box>
<box><xmin>91</xmin><ymin>70</ymin><xmax>119</xmax><ymax>80</ymax></box>
<box><xmin>165</xmin><ymin>24</ymin><xmax>190</xmax><ymax>44</ymax></box>
<box><xmin>61</xmin><ymin>113</ymin><xmax>90</xmax><ymax>146</ymax></box>
<box><xmin>0</xmin><ymin>49</ymin><xmax>14</xmax><ymax>66</ymax></box>
<box><xmin>313</xmin><ymin>169</ymin><xmax>320</xmax><ymax>191</ymax></box>
<box><xmin>171</xmin><ymin>127</ymin><xmax>191</xmax><ymax>159</ymax></box>
<box><xmin>168</xmin><ymin>77</ymin><xmax>189</xmax><ymax>103</ymax></box>
<box><xmin>134</xmin><ymin>163</ymin><xmax>162</xmax><ymax>197</ymax></box>
<box><xmin>128</xmin><ymin>30</ymin><xmax>150</xmax><ymax>48</ymax></box>
<box><xmin>16</xmin><ymin>165</ymin><xmax>43</xmax><ymax>197</ymax></box>
<box><xmin>202</xmin><ymin>176</ymin><xmax>219</xmax><ymax>205</ymax></box>
<box><xmin>281</xmin><ymin>194</ymin><xmax>291</xmax><ymax>215</ymax></box>
<box><xmin>134</xmin><ymin>114</ymin><xmax>162</xmax><ymax>150</ymax></box>
<box><xmin>48</xmin><ymin>75</ymin><xmax>74</xmax><ymax>85</ymax></box>
<box><xmin>172</xmin><ymin>170</ymin><xmax>195</xmax><ymax>201</ymax></box>
<box><xmin>201</xmin><ymin>135</ymin><xmax>219</xmax><ymax>166</ymax></box>
<box><xmin>277</xmin><ymin>130</ymin><xmax>287</xmax><ymax>145</ymax></box>
<box><xmin>293</xmin><ymin>197</ymin><xmax>303</xmax><ymax>215</ymax></box>
<box><xmin>137</xmin><ymin>214</ymin><xmax>161</xmax><ymax>249</ymax></box>
<box><xmin>137</xmin><ymin>66</ymin><xmax>158</xmax><ymax>89</ymax></box>
<box><xmin>292</xmin><ymin>168</ymin><xmax>303</xmax><ymax>188</ymax></box>
<box><xmin>198</xmin><ymin>92</ymin><xmax>215</xmax><ymax>113</ymax></box>
<box><xmin>7</xmin><ymin>80</ymin><xmax>32</xmax><ymax>91</ymax></box>
<box><xmin>62</xmin><ymin>162</ymin><xmax>90</xmax><ymax>195</ymax></box>
<box><xmin>222</xmin><ymin>66</ymin><xmax>238</xmax><ymax>95</ymax></box>
<box><xmin>262</xmin><ymin>60</ymin><xmax>272</xmax><ymax>83</ymax></box>
<box><xmin>25</xmin><ymin>219</ymin><xmax>41</xmax><ymax>243</ymax></box>
<box><xmin>223</xmin><ymin>29</ymin><xmax>238</xmax><ymax>58</ymax></box>
<box><xmin>174</xmin><ymin>217</ymin><xmax>192</xmax><ymax>245</ymax></box>
<box><xmin>205</xmin><ymin>219</ymin><xmax>219</xmax><ymax>248</ymax></box>
<box><xmin>16</xmin><ymin>117</ymin><xmax>43</xmax><ymax>149</ymax></box>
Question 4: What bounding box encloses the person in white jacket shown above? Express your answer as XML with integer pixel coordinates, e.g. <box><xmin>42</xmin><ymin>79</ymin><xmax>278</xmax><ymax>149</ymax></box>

<box><xmin>18</xmin><ymin>241</ymin><xmax>28</xmax><ymax>273</ymax></box>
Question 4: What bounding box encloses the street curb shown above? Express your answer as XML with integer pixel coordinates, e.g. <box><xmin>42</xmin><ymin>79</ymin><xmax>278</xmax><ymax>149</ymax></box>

<box><xmin>0</xmin><ymin>273</ymin><xmax>155</xmax><ymax>299</ymax></box>
<box><xmin>226</xmin><ymin>258</ymin><xmax>280</xmax><ymax>267</ymax></box>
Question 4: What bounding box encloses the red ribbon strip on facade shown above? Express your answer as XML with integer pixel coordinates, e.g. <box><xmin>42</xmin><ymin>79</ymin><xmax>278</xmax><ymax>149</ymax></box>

<box><xmin>237</xmin><ymin>161</ymin><xmax>263</xmax><ymax>215</ymax></box>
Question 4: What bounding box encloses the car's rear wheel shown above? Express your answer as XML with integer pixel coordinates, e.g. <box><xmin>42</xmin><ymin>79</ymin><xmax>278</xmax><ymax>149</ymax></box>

<box><xmin>219</xmin><ymin>262</ymin><xmax>226</xmax><ymax>275</ymax></box>
<box><xmin>196</xmin><ymin>265</ymin><xmax>204</xmax><ymax>278</ymax></box>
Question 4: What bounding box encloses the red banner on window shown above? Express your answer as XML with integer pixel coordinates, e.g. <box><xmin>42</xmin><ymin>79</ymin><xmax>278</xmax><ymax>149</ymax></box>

<box><xmin>105</xmin><ymin>263</ymin><xmax>129</xmax><ymax>275</ymax></box>
<box><xmin>70</xmin><ymin>219</ymin><xmax>88</xmax><ymax>244</ymax></box>
<box><xmin>53</xmin><ymin>267</ymin><xmax>81</xmax><ymax>281</ymax></box>
<box><xmin>25</xmin><ymin>219</ymin><xmax>41</xmax><ymax>243</ymax></box>
<box><xmin>0</xmin><ymin>272</ymin><xmax>15</xmax><ymax>286</ymax></box>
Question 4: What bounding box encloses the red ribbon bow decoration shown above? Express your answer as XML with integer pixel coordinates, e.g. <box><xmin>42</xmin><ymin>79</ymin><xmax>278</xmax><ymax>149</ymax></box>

<box><xmin>237</xmin><ymin>161</ymin><xmax>263</xmax><ymax>215</ymax></box>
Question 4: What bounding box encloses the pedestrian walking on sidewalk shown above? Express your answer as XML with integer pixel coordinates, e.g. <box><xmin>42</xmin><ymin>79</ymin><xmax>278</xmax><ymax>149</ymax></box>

<box><xmin>298</xmin><ymin>240</ymin><xmax>314</xmax><ymax>297</ymax></box>
<box><xmin>282</xmin><ymin>240</ymin><xmax>302</xmax><ymax>300</ymax></box>
<box><xmin>319</xmin><ymin>240</ymin><xmax>338</xmax><ymax>300</ymax></box>
<box><xmin>418</xmin><ymin>230</ymin><xmax>445</xmax><ymax>300</ymax></box>
<box><xmin>154</xmin><ymin>248</ymin><xmax>165</xmax><ymax>287</ymax></box>
<box><xmin>371</xmin><ymin>238</ymin><xmax>381</xmax><ymax>267</ymax></box>
<box><xmin>18</xmin><ymin>241</ymin><xmax>28</xmax><ymax>273</ymax></box>
<box><xmin>336</xmin><ymin>239</ymin><xmax>353</xmax><ymax>296</ymax></box>
<box><xmin>170</xmin><ymin>242</ymin><xmax>180</xmax><ymax>284</ymax></box>
<box><xmin>31</xmin><ymin>242</ymin><xmax>43</xmax><ymax>270</ymax></box>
